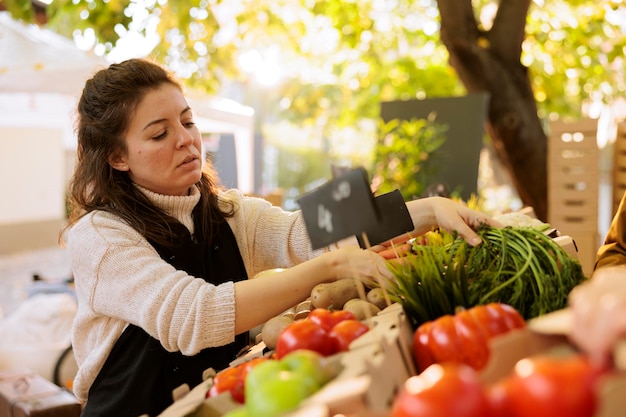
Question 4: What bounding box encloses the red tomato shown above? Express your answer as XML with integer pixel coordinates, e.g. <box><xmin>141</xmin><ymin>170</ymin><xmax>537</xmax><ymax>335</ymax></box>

<box><xmin>206</xmin><ymin>356</ymin><xmax>269</xmax><ymax>403</ymax></box>
<box><xmin>390</xmin><ymin>362</ymin><xmax>491</xmax><ymax>417</ymax></box>
<box><xmin>487</xmin><ymin>353</ymin><xmax>606</xmax><ymax>417</ymax></box>
<box><xmin>308</xmin><ymin>308</ymin><xmax>356</xmax><ymax>332</ymax></box>
<box><xmin>231</xmin><ymin>357</ymin><xmax>269</xmax><ymax>403</ymax></box>
<box><xmin>207</xmin><ymin>365</ymin><xmax>243</xmax><ymax>400</ymax></box>
<box><xmin>413</xmin><ymin>303</ymin><xmax>526</xmax><ymax>372</ymax></box>
<box><xmin>275</xmin><ymin>319</ymin><xmax>333</xmax><ymax>359</ymax></box>
<box><xmin>328</xmin><ymin>319</ymin><xmax>370</xmax><ymax>352</ymax></box>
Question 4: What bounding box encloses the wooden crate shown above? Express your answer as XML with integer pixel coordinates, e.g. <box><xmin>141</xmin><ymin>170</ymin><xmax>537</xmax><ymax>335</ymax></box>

<box><xmin>548</xmin><ymin>118</ymin><xmax>600</xmax><ymax>276</ymax></box>
<box><xmin>546</xmin><ymin>188</ymin><xmax>599</xmax><ymax>232</ymax></box>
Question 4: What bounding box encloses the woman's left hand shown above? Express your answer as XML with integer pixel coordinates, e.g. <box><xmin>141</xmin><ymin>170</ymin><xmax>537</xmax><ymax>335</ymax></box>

<box><xmin>406</xmin><ymin>196</ymin><xmax>502</xmax><ymax>246</ymax></box>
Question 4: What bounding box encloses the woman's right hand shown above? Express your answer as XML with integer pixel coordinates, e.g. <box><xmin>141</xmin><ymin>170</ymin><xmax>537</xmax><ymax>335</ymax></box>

<box><xmin>234</xmin><ymin>246</ymin><xmax>392</xmax><ymax>333</ymax></box>
<box><xmin>325</xmin><ymin>246</ymin><xmax>393</xmax><ymax>288</ymax></box>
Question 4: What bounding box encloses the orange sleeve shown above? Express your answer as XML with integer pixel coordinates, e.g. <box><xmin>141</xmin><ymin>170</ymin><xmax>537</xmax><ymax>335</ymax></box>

<box><xmin>595</xmin><ymin>192</ymin><xmax>626</xmax><ymax>271</ymax></box>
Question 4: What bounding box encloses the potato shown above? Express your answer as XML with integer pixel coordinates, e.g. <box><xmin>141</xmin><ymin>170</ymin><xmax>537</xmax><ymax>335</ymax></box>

<box><xmin>343</xmin><ymin>299</ymin><xmax>381</xmax><ymax>321</ymax></box>
<box><xmin>261</xmin><ymin>315</ymin><xmax>294</xmax><ymax>350</ymax></box>
<box><xmin>366</xmin><ymin>287</ymin><xmax>389</xmax><ymax>310</ymax></box>
<box><xmin>310</xmin><ymin>278</ymin><xmax>360</xmax><ymax>310</ymax></box>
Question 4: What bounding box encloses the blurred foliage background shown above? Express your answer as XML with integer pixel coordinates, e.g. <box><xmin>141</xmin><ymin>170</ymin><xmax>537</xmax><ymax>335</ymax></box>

<box><xmin>2</xmin><ymin>0</ymin><xmax>624</xmax><ymax>212</ymax></box>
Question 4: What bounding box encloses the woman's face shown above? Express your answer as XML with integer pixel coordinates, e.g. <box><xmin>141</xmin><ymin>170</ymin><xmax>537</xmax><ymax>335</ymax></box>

<box><xmin>110</xmin><ymin>83</ymin><xmax>203</xmax><ymax>196</ymax></box>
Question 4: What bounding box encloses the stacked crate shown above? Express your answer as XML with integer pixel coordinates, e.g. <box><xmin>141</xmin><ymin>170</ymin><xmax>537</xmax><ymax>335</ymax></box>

<box><xmin>612</xmin><ymin>121</ymin><xmax>626</xmax><ymax>217</ymax></box>
<box><xmin>548</xmin><ymin>118</ymin><xmax>600</xmax><ymax>277</ymax></box>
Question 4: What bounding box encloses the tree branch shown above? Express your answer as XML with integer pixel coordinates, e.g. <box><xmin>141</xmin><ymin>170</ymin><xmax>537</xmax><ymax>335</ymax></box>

<box><xmin>436</xmin><ymin>0</ymin><xmax>489</xmax><ymax>92</ymax></box>
<box><xmin>436</xmin><ymin>0</ymin><xmax>480</xmax><ymax>46</ymax></box>
<box><xmin>488</xmin><ymin>0</ymin><xmax>532</xmax><ymax>64</ymax></box>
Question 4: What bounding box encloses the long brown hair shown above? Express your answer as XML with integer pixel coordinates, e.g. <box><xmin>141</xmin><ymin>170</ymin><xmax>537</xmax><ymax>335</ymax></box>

<box><xmin>62</xmin><ymin>58</ymin><xmax>234</xmax><ymax>247</ymax></box>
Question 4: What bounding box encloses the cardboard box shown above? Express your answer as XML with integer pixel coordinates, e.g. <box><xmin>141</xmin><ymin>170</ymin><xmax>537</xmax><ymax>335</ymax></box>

<box><xmin>158</xmin><ymin>304</ymin><xmax>414</xmax><ymax>417</ymax></box>
<box><xmin>0</xmin><ymin>368</ymin><xmax>81</xmax><ymax>417</ymax></box>
<box><xmin>157</xmin><ymin>380</ymin><xmax>235</xmax><ymax>417</ymax></box>
<box><xmin>283</xmin><ymin>303</ymin><xmax>414</xmax><ymax>417</ymax></box>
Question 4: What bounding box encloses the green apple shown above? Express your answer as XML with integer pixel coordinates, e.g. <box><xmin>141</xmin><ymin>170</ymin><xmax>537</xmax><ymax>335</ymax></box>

<box><xmin>245</xmin><ymin>369</ymin><xmax>320</xmax><ymax>417</ymax></box>
<box><xmin>244</xmin><ymin>359</ymin><xmax>285</xmax><ymax>387</ymax></box>
<box><xmin>280</xmin><ymin>349</ymin><xmax>335</xmax><ymax>387</ymax></box>
<box><xmin>242</xmin><ymin>350</ymin><xmax>337</xmax><ymax>417</ymax></box>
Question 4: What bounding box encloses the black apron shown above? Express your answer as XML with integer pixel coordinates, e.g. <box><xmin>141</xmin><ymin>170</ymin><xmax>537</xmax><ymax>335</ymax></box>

<box><xmin>81</xmin><ymin>218</ymin><xmax>249</xmax><ymax>417</ymax></box>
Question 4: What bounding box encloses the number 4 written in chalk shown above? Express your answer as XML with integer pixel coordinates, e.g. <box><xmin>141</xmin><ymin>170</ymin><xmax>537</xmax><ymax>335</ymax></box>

<box><xmin>317</xmin><ymin>204</ymin><xmax>333</xmax><ymax>233</ymax></box>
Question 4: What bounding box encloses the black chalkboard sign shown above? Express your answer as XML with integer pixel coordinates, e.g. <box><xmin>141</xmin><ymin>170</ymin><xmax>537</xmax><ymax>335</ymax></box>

<box><xmin>297</xmin><ymin>167</ymin><xmax>379</xmax><ymax>249</ymax></box>
<box><xmin>356</xmin><ymin>189</ymin><xmax>414</xmax><ymax>248</ymax></box>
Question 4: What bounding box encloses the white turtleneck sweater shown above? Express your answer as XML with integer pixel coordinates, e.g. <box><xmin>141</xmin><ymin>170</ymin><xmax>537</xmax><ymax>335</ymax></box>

<box><xmin>68</xmin><ymin>185</ymin><xmax>328</xmax><ymax>404</ymax></box>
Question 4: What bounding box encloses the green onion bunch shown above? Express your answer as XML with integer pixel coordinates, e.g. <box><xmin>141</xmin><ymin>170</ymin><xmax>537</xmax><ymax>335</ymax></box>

<box><xmin>386</xmin><ymin>224</ymin><xmax>587</xmax><ymax>328</ymax></box>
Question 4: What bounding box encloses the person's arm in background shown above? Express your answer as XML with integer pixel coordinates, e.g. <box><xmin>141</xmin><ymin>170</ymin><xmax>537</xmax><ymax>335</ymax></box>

<box><xmin>569</xmin><ymin>265</ymin><xmax>626</xmax><ymax>367</ymax></box>
<box><xmin>568</xmin><ymin>192</ymin><xmax>626</xmax><ymax>366</ymax></box>
<box><xmin>594</xmin><ymin>192</ymin><xmax>626</xmax><ymax>270</ymax></box>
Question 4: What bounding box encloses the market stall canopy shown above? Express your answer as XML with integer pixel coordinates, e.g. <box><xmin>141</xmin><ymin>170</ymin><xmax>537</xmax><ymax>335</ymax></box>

<box><xmin>0</xmin><ymin>11</ymin><xmax>107</xmax><ymax>95</ymax></box>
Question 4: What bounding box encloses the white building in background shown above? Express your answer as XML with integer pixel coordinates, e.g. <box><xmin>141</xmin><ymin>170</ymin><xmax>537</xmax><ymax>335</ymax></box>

<box><xmin>0</xmin><ymin>12</ymin><xmax>255</xmax><ymax>254</ymax></box>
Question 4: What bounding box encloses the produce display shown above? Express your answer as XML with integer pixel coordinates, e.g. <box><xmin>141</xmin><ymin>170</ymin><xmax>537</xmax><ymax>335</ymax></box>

<box><xmin>160</xmin><ymin>300</ymin><xmax>623</xmax><ymax>417</ymax></box>
<box><xmin>158</xmin><ymin>214</ymin><xmax>622</xmax><ymax>417</ymax></box>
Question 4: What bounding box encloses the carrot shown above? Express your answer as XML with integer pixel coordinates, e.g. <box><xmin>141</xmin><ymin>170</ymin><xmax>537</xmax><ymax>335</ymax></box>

<box><xmin>378</xmin><ymin>242</ymin><xmax>413</xmax><ymax>259</ymax></box>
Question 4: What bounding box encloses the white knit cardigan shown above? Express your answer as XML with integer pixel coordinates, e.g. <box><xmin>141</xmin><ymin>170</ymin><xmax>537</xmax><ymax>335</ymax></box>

<box><xmin>68</xmin><ymin>186</ymin><xmax>328</xmax><ymax>403</ymax></box>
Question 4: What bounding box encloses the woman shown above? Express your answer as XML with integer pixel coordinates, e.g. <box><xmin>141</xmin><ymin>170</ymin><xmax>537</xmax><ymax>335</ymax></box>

<box><xmin>64</xmin><ymin>58</ymin><xmax>499</xmax><ymax>416</ymax></box>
